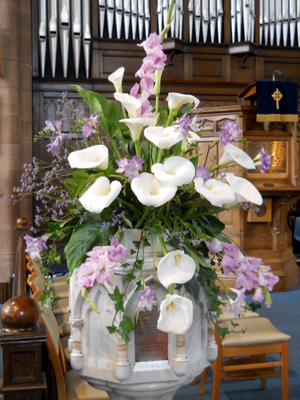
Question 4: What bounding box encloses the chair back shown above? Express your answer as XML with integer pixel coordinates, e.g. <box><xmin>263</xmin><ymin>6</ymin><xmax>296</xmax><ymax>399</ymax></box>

<box><xmin>32</xmin><ymin>290</ymin><xmax>68</xmax><ymax>400</ymax></box>
<box><xmin>27</xmin><ymin>271</ymin><xmax>45</xmax><ymax>293</ymax></box>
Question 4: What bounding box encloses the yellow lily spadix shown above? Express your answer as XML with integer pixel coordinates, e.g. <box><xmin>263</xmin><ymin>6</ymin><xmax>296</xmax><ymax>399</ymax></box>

<box><xmin>157</xmin><ymin>250</ymin><xmax>196</xmax><ymax>288</ymax></box>
<box><xmin>157</xmin><ymin>294</ymin><xmax>193</xmax><ymax>335</ymax></box>
<box><xmin>68</xmin><ymin>144</ymin><xmax>109</xmax><ymax>170</ymax></box>
<box><xmin>80</xmin><ymin>176</ymin><xmax>121</xmax><ymax>214</ymax></box>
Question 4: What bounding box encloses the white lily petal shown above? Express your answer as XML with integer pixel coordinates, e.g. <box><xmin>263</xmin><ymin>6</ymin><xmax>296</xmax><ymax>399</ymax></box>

<box><xmin>166</xmin><ymin>92</ymin><xmax>200</xmax><ymax>111</ymax></box>
<box><xmin>79</xmin><ymin>177</ymin><xmax>122</xmax><ymax>213</ymax></box>
<box><xmin>152</xmin><ymin>157</ymin><xmax>195</xmax><ymax>186</ymax></box>
<box><xmin>144</xmin><ymin>126</ymin><xmax>183</xmax><ymax>149</ymax></box>
<box><xmin>157</xmin><ymin>294</ymin><xmax>193</xmax><ymax>334</ymax></box>
<box><xmin>157</xmin><ymin>250</ymin><xmax>196</xmax><ymax>288</ymax></box>
<box><xmin>219</xmin><ymin>143</ymin><xmax>256</xmax><ymax>170</ymax></box>
<box><xmin>68</xmin><ymin>145</ymin><xmax>109</xmax><ymax>170</ymax></box>
<box><xmin>120</xmin><ymin>117</ymin><xmax>153</xmax><ymax>142</ymax></box>
<box><xmin>114</xmin><ymin>93</ymin><xmax>142</xmax><ymax>118</ymax></box>
<box><xmin>194</xmin><ymin>178</ymin><xmax>236</xmax><ymax>207</ymax></box>
<box><xmin>108</xmin><ymin>67</ymin><xmax>125</xmax><ymax>93</ymax></box>
<box><xmin>226</xmin><ymin>175</ymin><xmax>263</xmax><ymax>206</ymax></box>
<box><xmin>131</xmin><ymin>172</ymin><xmax>177</xmax><ymax>207</ymax></box>
<box><xmin>187</xmin><ymin>130</ymin><xmax>201</xmax><ymax>144</ymax></box>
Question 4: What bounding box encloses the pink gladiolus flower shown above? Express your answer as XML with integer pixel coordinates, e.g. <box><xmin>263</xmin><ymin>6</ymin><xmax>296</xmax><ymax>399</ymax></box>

<box><xmin>76</xmin><ymin>260</ymin><xmax>99</xmax><ymax>288</ymax></box>
<box><xmin>226</xmin><ymin>288</ymin><xmax>247</xmax><ymax>316</ymax></box>
<box><xmin>205</xmin><ymin>238</ymin><xmax>223</xmax><ymax>255</ymax></box>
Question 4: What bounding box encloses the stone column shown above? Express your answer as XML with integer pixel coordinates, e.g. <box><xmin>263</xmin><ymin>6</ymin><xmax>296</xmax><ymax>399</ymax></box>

<box><xmin>0</xmin><ymin>0</ymin><xmax>32</xmax><ymax>289</ymax></box>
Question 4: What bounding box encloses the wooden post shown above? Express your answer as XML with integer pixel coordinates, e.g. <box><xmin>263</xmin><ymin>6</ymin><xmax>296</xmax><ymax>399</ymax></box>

<box><xmin>0</xmin><ymin>218</ymin><xmax>47</xmax><ymax>399</ymax></box>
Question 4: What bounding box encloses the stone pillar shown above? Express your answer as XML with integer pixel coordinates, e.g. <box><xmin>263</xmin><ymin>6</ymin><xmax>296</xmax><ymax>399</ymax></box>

<box><xmin>0</xmin><ymin>0</ymin><xmax>32</xmax><ymax>289</ymax></box>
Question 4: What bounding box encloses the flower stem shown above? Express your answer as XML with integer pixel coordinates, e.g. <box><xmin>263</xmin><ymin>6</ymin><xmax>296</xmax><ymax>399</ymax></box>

<box><xmin>121</xmin><ymin>104</ymin><xmax>127</xmax><ymax>119</ymax></box>
<box><xmin>134</xmin><ymin>140</ymin><xmax>142</xmax><ymax>159</ymax></box>
<box><xmin>156</xmin><ymin>148</ymin><xmax>164</xmax><ymax>163</ymax></box>
<box><xmin>158</xmin><ymin>235</ymin><xmax>168</xmax><ymax>255</ymax></box>
<box><xmin>117</xmin><ymin>197</ymin><xmax>139</xmax><ymax>212</ymax></box>
<box><xmin>169</xmin><ymin>283</ymin><xmax>174</xmax><ymax>295</ymax></box>
<box><xmin>134</xmin><ymin>207</ymin><xmax>149</xmax><ymax>229</ymax></box>
<box><xmin>182</xmin><ymin>197</ymin><xmax>204</xmax><ymax>221</ymax></box>
<box><xmin>103</xmin><ymin>129</ymin><xmax>122</xmax><ymax>159</ymax></box>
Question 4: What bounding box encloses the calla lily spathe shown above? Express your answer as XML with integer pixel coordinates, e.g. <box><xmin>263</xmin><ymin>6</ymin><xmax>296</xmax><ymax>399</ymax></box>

<box><xmin>194</xmin><ymin>177</ymin><xmax>236</xmax><ymax>207</ymax></box>
<box><xmin>157</xmin><ymin>294</ymin><xmax>193</xmax><ymax>334</ymax></box>
<box><xmin>151</xmin><ymin>157</ymin><xmax>195</xmax><ymax>186</ymax></box>
<box><xmin>166</xmin><ymin>92</ymin><xmax>200</xmax><ymax>111</ymax></box>
<box><xmin>219</xmin><ymin>143</ymin><xmax>256</xmax><ymax>170</ymax></box>
<box><xmin>68</xmin><ymin>145</ymin><xmax>109</xmax><ymax>170</ymax></box>
<box><xmin>131</xmin><ymin>172</ymin><xmax>177</xmax><ymax>207</ymax></box>
<box><xmin>144</xmin><ymin>126</ymin><xmax>182</xmax><ymax>149</ymax></box>
<box><xmin>108</xmin><ymin>67</ymin><xmax>125</xmax><ymax>93</ymax></box>
<box><xmin>79</xmin><ymin>177</ymin><xmax>122</xmax><ymax>214</ymax></box>
<box><xmin>114</xmin><ymin>93</ymin><xmax>142</xmax><ymax>118</ymax></box>
<box><xmin>226</xmin><ymin>174</ymin><xmax>263</xmax><ymax>206</ymax></box>
<box><xmin>120</xmin><ymin>117</ymin><xmax>154</xmax><ymax>142</ymax></box>
<box><xmin>157</xmin><ymin>250</ymin><xmax>196</xmax><ymax>288</ymax></box>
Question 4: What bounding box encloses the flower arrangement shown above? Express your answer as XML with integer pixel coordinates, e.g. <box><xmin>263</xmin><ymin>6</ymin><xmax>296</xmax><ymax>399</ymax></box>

<box><xmin>8</xmin><ymin>1</ymin><xmax>276</xmax><ymax>342</ymax></box>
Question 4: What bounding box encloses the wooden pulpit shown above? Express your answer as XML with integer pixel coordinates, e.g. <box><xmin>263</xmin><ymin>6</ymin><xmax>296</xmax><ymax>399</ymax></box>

<box><xmin>191</xmin><ymin>105</ymin><xmax>300</xmax><ymax>291</ymax></box>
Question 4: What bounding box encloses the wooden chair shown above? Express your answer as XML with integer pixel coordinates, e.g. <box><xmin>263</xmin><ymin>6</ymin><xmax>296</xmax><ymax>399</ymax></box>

<box><xmin>194</xmin><ymin>302</ymin><xmax>259</xmax><ymax>391</ymax></box>
<box><xmin>200</xmin><ymin>317</ymin><xmax>290</xmax><ymax>400</ymax></box>
<box><xmin>32</xmin><ymin>290</ymin><xmax>110</xmax><ymax>400</ymax></box>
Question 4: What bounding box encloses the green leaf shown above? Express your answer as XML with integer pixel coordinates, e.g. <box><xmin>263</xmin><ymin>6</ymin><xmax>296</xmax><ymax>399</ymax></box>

<box><xmin>120</xmin><ymin>333</ymin><xmax>131</xmax><ymax>343</ymax></box>
<box><xmin>107</xmin><ymin>325</ymin><xmax>117</xmax><ymax>334</ymax></box>
<box><xmin>72</xmin><ymin>85</ymin><xmax>102</xmax><ymax>113</ymax></box>
<box><xmin>230</xmin><ymin>320</ymin><xmax>239</xmax><ymax>328</ymax></box>
<box><xmin>248</xmin><ymin>302</ymin><xmax>262</xmax><ymax>312</ymax></box>
<box><xmin>108</xmin><ymin>286</ymin><xmax>124</xmax><ymax>313</ymax></box>
<box><xmin>216</xmin><ymin>325</ymin><xmax>229</xmax><ymax>339</ymax></box>
<box><xmin>88</xmin><ymin>92</ymin><xmax>124</xmax><ymax>124</ymax></box>
<box><xmin>120</xmin><ymin>315</ymin><xmax>135</xmax><ymax>332</ymax></box>
<box><xmin>126</xmin><ymin>272</ymin><xmax>135</xmax><ymax>282</ymax></box>
<box><xmin>64</xmin><ymin>220</ymin><xmax>110</xmax><ymax>273</ymax></box>
<box><xmin>184</xmin><ymin>277</ymin><xmax>200</xmax><ymax>299</ymax></box>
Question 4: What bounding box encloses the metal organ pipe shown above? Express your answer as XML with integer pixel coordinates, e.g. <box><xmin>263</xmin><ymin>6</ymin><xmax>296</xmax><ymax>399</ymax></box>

<box><xmin>138</xmin><ymin>0</ymin><xmax>144</xmax><ymax>40</ymax></box>
<box><xmin>132</xmin><ymin>0</ymin><xmax>138</xmax><ymax>40</ymax></box>
<box><xmin>72</xmin><ymin>0</ymin><xmax>81</xmax><ymax>78</ymax></box>
<box><xmin>82</xmin><ymin>0</ymin><xmax>91</xmax><ymax>78</ymax></box>
<box><xmin>39</xmin><ymin>0</ymin><xmax>47</xmax><ymax>77</ymax></box>
<box><xmin>116</xmin><ymin>0</ymin><xmax>124</xmax><ymax>39</ymax></box>
<box><xmin>59</xmin><ymin>0</ymin><xmax>70</xmax><ymax>78</ymax></box>
<box><xmin>48</xmin><ymin>0</ymin><xmax>58</xmax><ymax>78</ymax></box>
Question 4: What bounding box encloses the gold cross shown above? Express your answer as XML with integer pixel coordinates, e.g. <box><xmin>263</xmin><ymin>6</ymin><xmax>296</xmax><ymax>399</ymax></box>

<box><xmin>272</xmin><ymin>88</ymin><xmax>283</xmax><ymax>110</ymax></box>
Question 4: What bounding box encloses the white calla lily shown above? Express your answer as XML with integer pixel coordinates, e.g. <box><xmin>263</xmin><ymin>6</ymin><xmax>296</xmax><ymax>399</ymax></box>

<box><xmin>187</xmin><ymin>131</ymin><xmax>201</xmax><ymax>144</ymax></box>
<box><xmin>108</xmin><ymin>67</ymin><xmax>125</xmax><ymax>93</ymax></box>
<box><xmin>114</xmin><ymin>93</ymin><xmax>142</xmax><ymax>118</ymax></box>
<box><xmin>152</xmin><ymin>156</ymin><xmax>195</xmax><ymax>186</ymax></box>
<box><xmin>144</xmin><ymin>126</ymin><xmax>182</xmax><ymax>149</ymax></box>
<box><xmin>157</xmin><ymin>294</ymin><xmax>193</xmax><ymax>334</ymax></box>
<box><xmin>166</xmin><ymin>92</ymin><xmax>200</xmax><ymax>111</ymax></box>
<box><xmin>68</xmin><ymin>145</ymin><xmax>109</xmax><ymax>170</ymax></box>
<box><xmin>120</xmin><ymin>117</ymin><xmax>154</xmax><ymax>142</ymax></box>
<box><xmin>157</xmin><ymin>250</ymin><xmax>196</xmax><ymax>288</ymax></box>
<box><xmin>219</xmin><ymin>143</ymin><xmax>256</xmax><ymax>170</ymax></box>
<box><xmin>131</xmin><ymin>172</ymin><xmax>177</xmax><ymax>207</ymax></box>
<box><xmin>79</xmin><ymin>177</ymin><xmax>121</xmax><ymax>213</ymax></box>
<box><xmin>194</xmin><ymin>178</ymin><xmax>236</xmax><ymax>207</ymax></box>
<box><xmin>226</xmin><ymin>175</ymin><xmax>263</xmax><ymax>206</ymax></box>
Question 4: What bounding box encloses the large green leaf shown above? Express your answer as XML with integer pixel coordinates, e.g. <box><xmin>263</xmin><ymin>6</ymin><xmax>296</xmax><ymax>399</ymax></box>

<box><xmin>88</xmin><ymin>92</ymin><xmax>124</xmax><ymax>124</ymax></box>
<box><xmin>72</xmin><ymin>85</ymin><xmax>102</xmax><ymax>113</ymax></box>
<box><xmin>64</xmin><ymin>221</ymin><xmax>110</xmax><ymax>273</ymax></box>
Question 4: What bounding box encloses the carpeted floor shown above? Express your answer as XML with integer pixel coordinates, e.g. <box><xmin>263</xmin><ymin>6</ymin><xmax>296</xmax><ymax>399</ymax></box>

<box><xmin>175</xmin><ymin>281</ymin><xmax>300</xmax><ymax>400</ymax></box>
